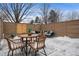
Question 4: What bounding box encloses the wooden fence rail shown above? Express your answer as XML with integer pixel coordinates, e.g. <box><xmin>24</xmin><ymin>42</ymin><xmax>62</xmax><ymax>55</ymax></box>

<box><xmin>2</xmin><ymin>20</ymin><xmax>79</xmax><ymax>38</ymax></box>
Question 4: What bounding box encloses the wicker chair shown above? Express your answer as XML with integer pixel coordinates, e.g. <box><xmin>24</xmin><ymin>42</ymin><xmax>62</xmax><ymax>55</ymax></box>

<box><xmin>5</xmin><ymin>37</ymin><xmax>26</xmax><ymax>56</ymax></box>
<box><xmin>29</xmin><ymin>35</ymin><xmax>47</xmax><ymax>56</ymax></box>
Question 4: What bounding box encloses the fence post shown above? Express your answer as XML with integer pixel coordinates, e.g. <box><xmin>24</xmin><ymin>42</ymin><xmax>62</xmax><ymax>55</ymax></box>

<box><xmin>0</xmin><ymin>20</ymin><xmax>1</xmax><ymax>39</ymax></box>
<box><xmin>0</xmin><ymin>19</ymin><xmax>3</xmax><ymax>39</ymax></box>
<box><xmin>65</xmin><ymin>21</ymin><xmax>67</xmax><ymax>36</ymax></box>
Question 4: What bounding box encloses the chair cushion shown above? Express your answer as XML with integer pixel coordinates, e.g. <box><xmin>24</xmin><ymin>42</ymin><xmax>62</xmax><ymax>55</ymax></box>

<box><xmin>30</xmin><ymin>42</ymin><xmax>45</xmax><ymax>50</ymax></box>
<box><xmin>11</xmin><ymin>42</ymin><xmax>25</xmax><ymax>50</ymax></box>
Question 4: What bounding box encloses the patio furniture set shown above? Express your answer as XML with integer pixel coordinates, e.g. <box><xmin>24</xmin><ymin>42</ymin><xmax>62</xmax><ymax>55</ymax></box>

<box><xmin>31</xmin><ymin>31</ymin><xmax>55</xmax><ymax>37</ymax></box>
<box><xmin>4</xmin><ymin>33</ymin><xmax>47</xmax><ymax>56</ymax></box>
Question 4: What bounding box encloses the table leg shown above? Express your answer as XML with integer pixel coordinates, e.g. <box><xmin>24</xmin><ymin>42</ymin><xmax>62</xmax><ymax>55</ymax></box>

<box><xmin>25</xmin><ymin>38</ymin><xmax>27</xmax><ymax>56</ymax></box>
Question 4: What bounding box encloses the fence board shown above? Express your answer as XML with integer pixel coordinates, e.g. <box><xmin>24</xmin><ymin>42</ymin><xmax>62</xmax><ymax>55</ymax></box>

<box><xmin>3</xmin><ymin>20</ymin><xmax>79</xmax><ymax>38</ymax></box>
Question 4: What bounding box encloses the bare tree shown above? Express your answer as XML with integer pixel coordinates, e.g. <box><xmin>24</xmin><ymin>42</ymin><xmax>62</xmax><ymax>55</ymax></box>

<box><xmin>0</xmin><ymin>3</ymin><xmax>34</xmax><ymax>23</ymax></box>
<box><xmin>66</xmin><ymin>10</ymin><xmax>79</xmax><ymax>20</ymax></box>
<box><xmin>53</xmin><ymin>9</ymin><xmax>64</xmax><ymax>22</ymax></box>
<box><xmin>39</xmin><ymin>3</ymin><xmax>50</xmax><ymax>24</ymax></box>
<box><xmin>48</xmin><ymin>10</ymin><xmax>57</xmax><ymax>23</ymax></box>
<box><xmin>0</xmin><ymin>10</ymin><xmax>10</xmax><ymax>22</ymax></box>
<box><xmin>30</xmin><ymin>20</ymin><xmax>34</xmax><ymax>24</ymax></box>
<box><xmin>35</xmin><ymin>16</ymin><xmax>40</xmax><ymax>23</ymax></box>
<box><xmin>48</xmin><ymin>9</ymin><xmax>64</xmax><ymax>23</ymax></box>
<box><xmin>0</xmin><ymin>11</ymin><xmax>5</xmax><ymax>21</ymax></box>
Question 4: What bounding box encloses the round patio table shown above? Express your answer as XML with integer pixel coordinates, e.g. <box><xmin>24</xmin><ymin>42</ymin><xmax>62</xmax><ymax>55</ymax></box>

<box><xmin>19</xmin><ymin>34</ymin><xmax>39</xmax><ymax>56</ymax></box>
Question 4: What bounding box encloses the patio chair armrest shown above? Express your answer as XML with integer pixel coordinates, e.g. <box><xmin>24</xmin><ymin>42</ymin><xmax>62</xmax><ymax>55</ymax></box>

<box><xmin>9</xmin><ymin>40</ymin><xmax>17</xmax><ymax>44</ymax></box>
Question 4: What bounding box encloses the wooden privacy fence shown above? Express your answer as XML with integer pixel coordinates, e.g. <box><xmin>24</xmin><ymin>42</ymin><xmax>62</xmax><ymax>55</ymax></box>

<box><xmin>66</xmin><ymin>20</ymin><xmax>79</xmax><ymax>37</ymax></box>
<box><xmin>3</xmin><ymin>20</ymin><xmax>79</xmax><ymax>38</ymax></box>
<box><xmin>43</xmin><ymin>20</ymin><xmax>79</xmax><ymax>37</ymax></box>
<box><xmin>17</xmin><ymin>23</ymin><xmax>28</xmax><ymax>34</ymax></box>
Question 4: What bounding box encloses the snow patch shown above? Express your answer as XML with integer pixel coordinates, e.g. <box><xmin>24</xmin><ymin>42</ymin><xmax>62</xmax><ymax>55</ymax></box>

<box><xmin>0</xmin><ymin>36</ymin><xmax>79</xmax><ymax>56</ymax></box>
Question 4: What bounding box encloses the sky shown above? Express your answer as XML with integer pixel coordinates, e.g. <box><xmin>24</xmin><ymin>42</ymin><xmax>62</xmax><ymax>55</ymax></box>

<box><xmin>0</xmin><ymin>3</ymin><xmax>79</xmax><ymax>23</ymax></box>
<box><xmin>33</xmin><ymin>3</ymin><xmax>79</xmax><ymax>10</ymax></box>
<box><xmin>49</xmin><ymin>3</ymin><xmax>79</xmax><ymax>10</ymax></box>
<box><xmin>22</xmin><ymin>3</ymin><xmax>79</xmax><ymax>23</ymax></box>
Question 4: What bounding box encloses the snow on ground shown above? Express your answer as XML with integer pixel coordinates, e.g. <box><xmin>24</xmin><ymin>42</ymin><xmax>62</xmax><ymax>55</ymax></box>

<box><xmin>0</xmin><ymin>36</ymin><xmax>79</xmax><ymax>56</ymax></box>
<box><xmin>45</xmin><ymin>36</ymin><xmax>79</xmax><ymax>56</ymax></box>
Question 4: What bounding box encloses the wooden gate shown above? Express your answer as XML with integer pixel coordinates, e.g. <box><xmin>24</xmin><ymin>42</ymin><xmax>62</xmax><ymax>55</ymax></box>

<box><xmin>17</xmin><ymin>24</ymin><xmax>28</xmax><ymax>34</ymax></box>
